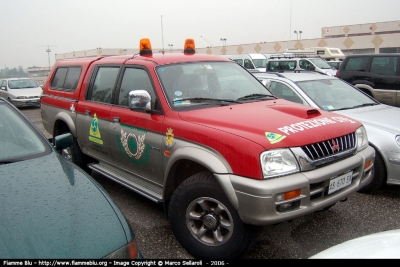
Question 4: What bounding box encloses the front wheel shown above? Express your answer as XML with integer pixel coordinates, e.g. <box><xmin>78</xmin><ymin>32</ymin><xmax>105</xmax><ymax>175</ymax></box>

<box><xmin>168</xmin><ymin>171</ymin><xmax>255</xmax><ymax>259</ymax></box>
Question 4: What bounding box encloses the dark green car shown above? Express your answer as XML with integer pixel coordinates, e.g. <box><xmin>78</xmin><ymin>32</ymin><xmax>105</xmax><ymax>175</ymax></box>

<box><xmin>0</xmin><ymin>97</ymin><xmax>143</xmax><ymax>259</ymax></box>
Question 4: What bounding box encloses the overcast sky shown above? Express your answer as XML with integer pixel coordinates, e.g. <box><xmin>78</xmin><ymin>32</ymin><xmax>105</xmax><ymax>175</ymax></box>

<box><xmin>1</xmin><ymin>0</ymin><xmax>399</xmax><ymax>69</ymax></box>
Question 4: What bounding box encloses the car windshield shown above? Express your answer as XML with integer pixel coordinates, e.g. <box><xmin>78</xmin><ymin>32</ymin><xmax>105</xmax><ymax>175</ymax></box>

<box><xmin>157</xmin><ymin>61</ymin><xmax>273</xmax><ymax>109</ymax></box>
<box><xmin>296</xmin><ymin>78</ymin><xmax>378</xmax><ymax>111</ymax></box>
<box><xmin>308</xmin><ymin>58</ymin><xmax>334</xmax><ymax>69</ymax></box>
<box><xmin>8</xmin><ymin>79</ymin><xmax>39</xmax><ymax>89</ymax></box>
<box><xmin>0</xmin><ymin>103</ymin><xmax>49</xmax><ymax>163</ymax></box>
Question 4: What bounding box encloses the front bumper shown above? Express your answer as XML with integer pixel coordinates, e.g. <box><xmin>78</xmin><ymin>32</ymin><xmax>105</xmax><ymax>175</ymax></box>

<box><xmin>218</xmin><ymin>145</ymin><xmax>375</xmax><ymax>225</ymax></box>
<box><xmin>382</xmin><ymin>151</ymin><xmax>400</xmax><ymax>185</ymax></box>
<box><xmin>10</xmin><ymin>98</ymin><xmax>41</xmax><ymax>107</ymax></box>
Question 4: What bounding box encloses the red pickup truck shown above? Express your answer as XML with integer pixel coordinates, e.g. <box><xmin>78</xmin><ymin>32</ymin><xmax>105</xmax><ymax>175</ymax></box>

<box><xmin>41</xmin><ymin>38</ymin><xmax>375</xmax><ymax>259</ymax></box>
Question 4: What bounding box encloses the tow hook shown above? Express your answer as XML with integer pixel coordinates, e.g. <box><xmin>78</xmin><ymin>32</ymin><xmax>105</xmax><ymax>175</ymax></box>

<box><xmin>340</xmin><ymin>197</ymin><xmax>348</xmax><ymax>202</ymax></box>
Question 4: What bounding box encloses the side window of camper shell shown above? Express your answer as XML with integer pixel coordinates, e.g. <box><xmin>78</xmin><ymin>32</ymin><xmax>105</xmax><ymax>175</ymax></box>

<box><xmin>50</xmin><ymin>67</ymin><xmax>82</xmax><ymax>92</ymax></box>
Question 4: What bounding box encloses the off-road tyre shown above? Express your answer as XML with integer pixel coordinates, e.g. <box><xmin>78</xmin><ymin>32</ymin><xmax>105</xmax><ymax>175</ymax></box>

<box><xmin>168</xmin><ymin>171</ymin><xmax>255</xmax><ymax>259</ymax></box>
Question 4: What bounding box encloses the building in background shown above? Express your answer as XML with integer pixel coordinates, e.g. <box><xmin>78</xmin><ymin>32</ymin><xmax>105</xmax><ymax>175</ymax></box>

<box><xmin>53</xmin><ymin>20</ymin><xmax>400</xmax><ymax>60</ymax></box>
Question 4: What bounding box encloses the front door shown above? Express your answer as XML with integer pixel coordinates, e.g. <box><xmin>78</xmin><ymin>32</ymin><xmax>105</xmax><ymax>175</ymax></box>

<box><xmin>108</xmin><ymin>66</ymin><xmax>164</xmax><ymax>187</ymax></box>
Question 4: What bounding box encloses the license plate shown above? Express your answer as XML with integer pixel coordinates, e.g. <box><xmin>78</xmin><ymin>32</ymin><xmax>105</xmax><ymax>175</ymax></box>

<box><xmin>328</xmin><ymin>171</ymin><xmax>353</xmax><ymax>194</ymax></box>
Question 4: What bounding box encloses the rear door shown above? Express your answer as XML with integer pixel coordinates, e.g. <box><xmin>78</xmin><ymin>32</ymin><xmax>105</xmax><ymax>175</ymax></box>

<box><xmin>77</xmin><ymin>65</ymin><xmax>120</xmax><ymax>162</ymax></box>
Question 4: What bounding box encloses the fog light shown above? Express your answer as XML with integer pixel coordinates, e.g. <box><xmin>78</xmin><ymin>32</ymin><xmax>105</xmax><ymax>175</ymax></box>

<box><xmin>279</xmin><ymin>203</ymin><xmax>294</xmax><ymax>210</ymax></box>
<box><xmin>276</xmin><ymin>200</ymin><xmax>300</xmax><ymax>212</ymax></box>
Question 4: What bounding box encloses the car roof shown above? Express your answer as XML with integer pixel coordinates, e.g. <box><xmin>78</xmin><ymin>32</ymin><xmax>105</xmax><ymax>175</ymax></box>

<box><xmin>54</xmin><ymin>53</ymin><xmax>232</xmax><ymax>66</ymax></box>
<box><xmin>1</xmin><ymin>77</ymin><xmax>32</xmax><ymax>81</ymax></box>
<box><xmin>345</xmin><ymin>53</ymin><xmax>400</xmax><ymax>57</ymax></box>
<box><xmin>253</xmin><ymin>72</ymin><xmax>335</xmax><ymax>82</ymax></box>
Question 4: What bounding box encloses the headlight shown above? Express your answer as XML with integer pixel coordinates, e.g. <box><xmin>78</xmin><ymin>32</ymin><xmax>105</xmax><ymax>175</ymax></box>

<box><xmin>396</xmin><ymin>135</ymin><xmax>400</xmax><ymax>147</ymax></box>
<box><xmin>356</xmin><ymin>126</ymin><xmax>369</xmax><ymax>151</ymax></box>
<box><xmin>104</xmin><ymin>239</ymin><xmax>143</xmax><ymax>259</ymax></box>
<box><xmin>260</xmin><ymin>149</ymin><xmax>299</xmax><ymax>179</ymax></box>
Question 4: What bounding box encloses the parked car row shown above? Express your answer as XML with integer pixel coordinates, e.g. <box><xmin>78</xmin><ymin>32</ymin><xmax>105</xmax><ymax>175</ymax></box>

<box><xmin>3</xmin><ymin>45</ymin><xmax>399</xmax><ymax>259</ymax></box>
<box><xmin>227</xmin><ymin>52</ymin><xmax>400</xmax><ymax>108</ymax></box>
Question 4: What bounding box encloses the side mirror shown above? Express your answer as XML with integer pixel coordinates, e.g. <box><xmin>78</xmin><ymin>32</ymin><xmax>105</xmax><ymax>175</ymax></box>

<box><xmin>54</xmin><ymin>133</ymin><xmax>73</xmax><ymax>151</ymax></box>
<box><xmin>128</xmin><ymin>90</ymin><xmax>151</xmax><ymax>111</ymax></box>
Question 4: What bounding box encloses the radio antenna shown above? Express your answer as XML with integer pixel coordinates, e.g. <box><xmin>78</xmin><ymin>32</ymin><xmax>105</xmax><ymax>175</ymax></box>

<box><xmin>200</xmin><ymin>36</ymin><xmax>213</xmax><ymax>47</ymax></box>
<box><xmin>161</xmin><ymin>15</ymin><xmax>165</xmax><ymax>54</ymax></box>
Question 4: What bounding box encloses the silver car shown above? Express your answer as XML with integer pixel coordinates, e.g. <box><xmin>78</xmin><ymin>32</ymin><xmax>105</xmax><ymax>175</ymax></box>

<box><xmin>253</xmin><ymin>71</ymin><xmax>400</xmax><ymax>193</ymax></box>
<box><xmin>0</xmin><ymin>78</ymin><xmax>43</xmax><ymax>107</ymax></box>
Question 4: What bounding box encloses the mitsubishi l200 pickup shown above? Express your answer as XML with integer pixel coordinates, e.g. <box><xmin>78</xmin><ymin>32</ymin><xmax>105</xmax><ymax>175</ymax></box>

<box><xmin>40</xmin><ymin>38</ymin><xmax>375</xmax><ymax>259</ymax></box>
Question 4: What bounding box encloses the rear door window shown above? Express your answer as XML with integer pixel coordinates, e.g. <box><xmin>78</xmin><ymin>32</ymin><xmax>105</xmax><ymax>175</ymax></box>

<box><xmin>343</xmin><ymin>57</ymin><xmax>370</xmax><ymax>71</ymax></box>
<box><xmin>370</xmin><ymin>56</ymin><xmax>398</xmax><ymax>76</ymax></box>
<box><xmin>89</xmin><ymin>67</ymin><xmax>120</xmax><ymax>104</ymax></box>
<box><xmin>50</xmin><ymin>67</ymin><xmax>82</xmax><ymax>92</ymax></box>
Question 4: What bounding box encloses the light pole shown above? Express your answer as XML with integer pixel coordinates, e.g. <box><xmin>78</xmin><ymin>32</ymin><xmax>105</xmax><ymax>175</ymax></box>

<box><xmin>299</xmin><ymin>31</ymin><xmax>303</xmax><ymax>40</ymax></box>
<box><xmin>294</xmin><ymin>30</ymin><xmax>298</xmax><ymax>40</ymax></box>
<box><xmin>39</xmin><ymin>45</ymin><xmax>57</xmax><ymax>72</ymax></box>
<box><xmin>220</xmin><ymin>38</ymin><xmax>227</xmax><ymax>47</ymax></box>
<box><xmin>168</xmin><ymin>44</ymin><xmax>173</xmax><ymax>53</ymax></box>
<box><xmin>46</xmin><ymin>47</ymin><xmax>51</xmax><ymax>70</ymax></box>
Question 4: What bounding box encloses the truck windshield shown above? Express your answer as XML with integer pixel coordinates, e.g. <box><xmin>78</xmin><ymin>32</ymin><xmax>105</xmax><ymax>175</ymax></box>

<box><xmin>156</xmin><ymin>61</ymin><xmax>272</xmax><ymax>109</ymax></box>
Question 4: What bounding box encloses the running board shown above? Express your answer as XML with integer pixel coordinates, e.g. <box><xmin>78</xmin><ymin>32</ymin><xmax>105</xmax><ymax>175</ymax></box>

<box><xmin>88</xmin><ymin>162</ymin><xmax>163</xmax><ymax>203</ymax></box>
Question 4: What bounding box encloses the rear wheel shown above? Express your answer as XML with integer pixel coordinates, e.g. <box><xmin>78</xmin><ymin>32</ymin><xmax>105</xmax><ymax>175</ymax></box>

<box><xmin>358</xmin><ymin>150</ymin><xmax>386</xmax><ymax>194</ymax></box>
<box><xmin>168</xmin><ymin>171</ymin><xmax>255</xmax><ymax>259</ymax></box>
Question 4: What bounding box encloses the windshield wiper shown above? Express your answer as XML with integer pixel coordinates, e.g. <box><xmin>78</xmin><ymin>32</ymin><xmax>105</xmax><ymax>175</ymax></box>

<box><xmin>332</xmin><ymin>103</ymin><xmax>377</xmax><ymax>111</ymax></box>
<box><xmin>237</xmin><ymin>94</ymin><xmax>277</xmax><ymax>101</ymax></box>
<box><xmin>351</xmin><ymin>103</ymin><xmax>378</xmax><ymax>109</ymax></box>
<box><xmin>0</xmin><ymin>160</ymin><xmax>18</xmax><ymax>165</ymax></box>
<box><xmin>173</xmin><ymin>97</ymin><xmax>242</xmax><ymax>105</ymax></box>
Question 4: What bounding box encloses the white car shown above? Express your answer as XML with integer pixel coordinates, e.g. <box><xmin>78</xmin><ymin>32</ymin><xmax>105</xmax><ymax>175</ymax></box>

<box><xmin>0</xmin><ymin>78</ymin><xmax>43</xmax><ymax>107</ymax></box>
<box><xmin>253</xmin><ymin>71</ymin><xmax>400</xmax><ymax>194</ymax></box>
<box><xmin>310</xmin><ymin>229</ymin><xmax>400</xmax><ymax>259</ymax></box>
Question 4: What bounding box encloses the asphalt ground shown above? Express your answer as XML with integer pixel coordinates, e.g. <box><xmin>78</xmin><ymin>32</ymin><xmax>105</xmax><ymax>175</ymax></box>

<box><xmin>21</xmin><ymin>106</ymin><xmax>400</xmax><ymax>259</ymax></box>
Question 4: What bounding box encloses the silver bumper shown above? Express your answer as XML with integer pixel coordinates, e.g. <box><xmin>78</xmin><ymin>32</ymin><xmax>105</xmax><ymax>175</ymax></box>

<box><xmin>216</xmin><ymin>145</ymin><xmax>375</xmax><ymax>225</ymax></box>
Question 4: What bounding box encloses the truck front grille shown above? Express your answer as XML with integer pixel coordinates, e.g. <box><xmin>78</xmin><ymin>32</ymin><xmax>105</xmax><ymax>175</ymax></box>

<box><xmin>301</xmin><ymin>132</ymin><xmax>356</xmax><ymax>161</ymax></box>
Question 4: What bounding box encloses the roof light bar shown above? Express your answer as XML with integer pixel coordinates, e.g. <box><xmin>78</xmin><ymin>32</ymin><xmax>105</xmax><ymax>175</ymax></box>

<box><xmin>184</xmin><ymin>38</ymin><xmax>195</xmax><ymax>55</ymax></box>
<box><xmin>139</xmin><ymin>38</ymin><xmax>153</xmax><ymax>56</ymax></box>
